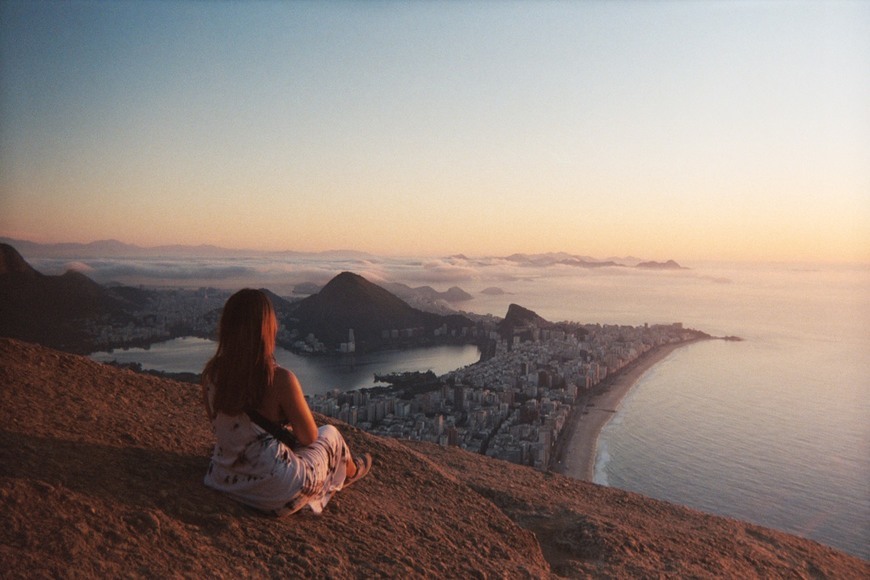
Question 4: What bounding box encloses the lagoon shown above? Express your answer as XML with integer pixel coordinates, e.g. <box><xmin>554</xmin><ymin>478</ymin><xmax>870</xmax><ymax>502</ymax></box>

<box><xmin>90</xmin><ymin>338</ymin><xmax>481</xmax><ymax>396</ymax></box>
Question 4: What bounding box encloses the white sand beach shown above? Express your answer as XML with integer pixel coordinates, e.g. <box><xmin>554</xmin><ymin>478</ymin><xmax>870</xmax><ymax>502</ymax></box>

<box><xmin>555</xmin><ymin>339</ymin><xmax>703</xmax><ymax>481</ymax></box>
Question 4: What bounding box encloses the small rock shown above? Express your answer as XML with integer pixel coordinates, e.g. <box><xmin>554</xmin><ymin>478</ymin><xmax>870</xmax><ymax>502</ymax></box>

<box><xmin>125</xmin><ymin>510</ymin><xmax>161</xmax><ymax>534</ymax></box>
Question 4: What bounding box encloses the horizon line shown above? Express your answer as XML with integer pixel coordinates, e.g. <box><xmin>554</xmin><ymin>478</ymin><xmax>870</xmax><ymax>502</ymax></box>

<box><xmin>2</xmin><ymin>235</ymin><xmax>868</xmax><ymax>267</ymax></box>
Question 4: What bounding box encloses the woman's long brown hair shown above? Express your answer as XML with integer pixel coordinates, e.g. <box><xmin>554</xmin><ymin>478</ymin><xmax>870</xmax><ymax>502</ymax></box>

<box><xmin>203</xmin><ymin>288</ymin><xmax>277</xmax><ymax>415</ymax></box>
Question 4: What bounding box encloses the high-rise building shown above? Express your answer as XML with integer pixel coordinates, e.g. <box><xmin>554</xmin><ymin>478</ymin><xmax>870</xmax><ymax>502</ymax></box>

<box><xmin>453</xmin><ymin>385</ymin><xmax>466</xmax><ymax>412</ymax></box>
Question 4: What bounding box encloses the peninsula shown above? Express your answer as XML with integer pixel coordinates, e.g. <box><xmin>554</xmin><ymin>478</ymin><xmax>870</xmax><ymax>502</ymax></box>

<box><xmin>309</xmin><ymin>315</ymin><xmax>710</xmax><ymax>473</ymax></box>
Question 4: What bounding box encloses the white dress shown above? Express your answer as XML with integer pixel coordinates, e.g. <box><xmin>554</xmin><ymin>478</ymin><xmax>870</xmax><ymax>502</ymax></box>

<box><xmin>203</xmin><ymin>384</ymin><xmax>350</xmax><ymax>516</ymax></box>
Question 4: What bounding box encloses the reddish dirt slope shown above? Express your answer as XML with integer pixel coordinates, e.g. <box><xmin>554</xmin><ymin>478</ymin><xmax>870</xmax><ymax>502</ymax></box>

<box><xmin>1</xmin><ymin>338</ymin><xmax>866</xmax><ymax>578</ymax></box>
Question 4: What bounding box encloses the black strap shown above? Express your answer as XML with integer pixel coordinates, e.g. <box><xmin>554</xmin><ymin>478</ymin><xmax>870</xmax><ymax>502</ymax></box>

<box><xmin>246</xmin><ymin>408</ymin><xmax>299</xmax><ymax>448</ymax></box>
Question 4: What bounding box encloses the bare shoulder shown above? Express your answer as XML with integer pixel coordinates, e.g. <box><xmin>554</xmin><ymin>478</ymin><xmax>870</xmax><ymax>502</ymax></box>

<box><xmin>272</xmin><ymin>366</ymin><xmax>301</xmax><ymax>389</ymax></box>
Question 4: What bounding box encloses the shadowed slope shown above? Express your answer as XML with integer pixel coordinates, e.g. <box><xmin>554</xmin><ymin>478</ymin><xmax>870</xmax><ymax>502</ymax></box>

<box><xmin>0</xmin><ymin>244</ymin><xmax>139</xmax><ymax>352</ymax></box>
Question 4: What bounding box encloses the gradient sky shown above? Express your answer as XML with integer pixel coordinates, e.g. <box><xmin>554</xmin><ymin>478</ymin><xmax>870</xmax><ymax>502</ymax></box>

<box><xmin>1</xmin><ymin>1</ymin><xmax>867</xmax><ymax>263</ymax></box>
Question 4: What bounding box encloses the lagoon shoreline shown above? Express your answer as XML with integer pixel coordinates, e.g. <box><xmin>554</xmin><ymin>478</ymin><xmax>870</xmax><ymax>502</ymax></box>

<box><xmin>553</xmin><ymin>339</ymin><xmax>705</xmax><ymax>482</ymax></box>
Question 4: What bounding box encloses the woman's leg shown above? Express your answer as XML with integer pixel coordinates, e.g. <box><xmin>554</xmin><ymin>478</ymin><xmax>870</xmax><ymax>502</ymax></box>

<box><xmin>308</xmin><ymin>424</ymin><xmax>368</xmax><ymax>485</ymax></box>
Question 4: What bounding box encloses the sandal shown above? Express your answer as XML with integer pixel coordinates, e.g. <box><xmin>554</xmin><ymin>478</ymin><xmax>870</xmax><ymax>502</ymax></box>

<box><xmin>344</xmin><ymin>453</ymin><xmax>372</xmax><ymax>488</ymax></box>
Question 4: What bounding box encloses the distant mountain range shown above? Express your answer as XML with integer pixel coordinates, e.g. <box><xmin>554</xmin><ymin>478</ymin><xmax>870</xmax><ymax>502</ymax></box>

<box><xmin>636</xmin><ymin>259</ymin><xmax>687</xmax><ymax>270</ymax></box>
<box><xmin>1</xmin><ymin>238</ymin><xmax>684</xmax><ymax>269</ymax></box>
<box><xmin>381</xmin><ymin>282</ymin><xmax>473</xmax><ymax>304</ymax></box>
<box><xmin>0</xmin><ymin>237</ymin><xmax>374</xmax><ymax>260</ymax></box>
<box><xmin>0</xmin><ymin>243</ymin><xmax>477</xmax><ymax>354</ymax></box>
<box><xmin>503</xmin><ymin>252</ymin><xmax>685</xmax><ymax>269</ymax></box>
<box><xmin>379</xmin><ymin>282</ymin><xmax>474</xmax><ymax>315</ymax></box>
<box><xmin>1</xmin><ymin>239</ymin><xmax>683</xmax><ymax>355</ymax></box>
<box><xmin>504</xmin><ymin>252</ymin><xmax>621</xmax><ymax>268</ymax></box>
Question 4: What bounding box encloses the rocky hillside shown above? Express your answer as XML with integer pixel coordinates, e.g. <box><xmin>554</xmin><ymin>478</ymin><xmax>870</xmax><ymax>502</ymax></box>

<box><xmin>1</xmin><ymin>338</ymin><xmax>865</xmax><ymax>578</ymax></box>
<box><xmin>288</xmin><ymin>271</ymin><xmax>472</xmax><ymax>351</ymax></box>
<box><xmin>0</xmin><ymin>244</ymin><xmax>143</xmax><ymax>352</ymax></box>
<box><xmin>498</xmin><ymin>303</ymin><xmax>554</xmax><ymax>337</ymax></box>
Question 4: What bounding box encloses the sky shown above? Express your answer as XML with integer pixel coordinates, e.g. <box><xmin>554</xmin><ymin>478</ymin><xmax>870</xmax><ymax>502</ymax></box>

<box><xmin>1</xmin><ymin>1</ymin><xmax>868</xmax><ymax>264</ymax></box>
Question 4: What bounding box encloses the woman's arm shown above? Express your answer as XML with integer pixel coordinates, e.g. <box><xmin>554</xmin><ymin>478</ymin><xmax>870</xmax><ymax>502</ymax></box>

<box><xmin>200</xmin><ymin>379</ymin><xmax>215</xmax><ymax>422</ymax></box>
<box><xmin>274</xmin><ymin>367</ymin><xmax>319</xmax><ymax>446</ymax></box>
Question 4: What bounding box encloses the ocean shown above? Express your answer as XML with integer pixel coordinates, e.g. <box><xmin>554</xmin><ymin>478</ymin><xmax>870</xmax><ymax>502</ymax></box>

<box><xmin>90</xmin><ymin>260</ymin><xmax>869</xmax><ymax>559</ymax></box>
<box><xmin>585</xmin><ymin>265</ymin><xmax>870</xmax><ymax>561</ymax></box>
<box><xmin>463</xmin><ymin>262</ymin><xmax>868</xmax><ymax>560</ymax></box>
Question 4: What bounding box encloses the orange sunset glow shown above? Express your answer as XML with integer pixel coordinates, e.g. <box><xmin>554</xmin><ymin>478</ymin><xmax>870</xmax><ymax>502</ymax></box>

<box><xmin>1</xmin><ymin>1</ymin><xmax>867</xmax><ymax>263</ymax></box>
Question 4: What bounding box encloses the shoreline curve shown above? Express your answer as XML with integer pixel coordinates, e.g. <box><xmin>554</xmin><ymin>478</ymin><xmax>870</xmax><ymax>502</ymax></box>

<box><xmin>553</xmin><ymin>338</ymin><xmax>705</xmax><ymax>482</ymax></box>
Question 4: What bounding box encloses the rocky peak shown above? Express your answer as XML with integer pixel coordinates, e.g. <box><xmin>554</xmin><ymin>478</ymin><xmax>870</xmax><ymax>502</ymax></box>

<box><xmin>636</xmin><ymin>259</ymin><xmax>685</xmax><ymax>270</ymax></box>
<box><xmin>0</xmin><ymin>243</ymin><xmax>39</xmax><ymax>277</ymax></box>
<box><xmin>288</xmin><ymin>272</ymin><xmax>471</xmax><ymax>351</ymax></box>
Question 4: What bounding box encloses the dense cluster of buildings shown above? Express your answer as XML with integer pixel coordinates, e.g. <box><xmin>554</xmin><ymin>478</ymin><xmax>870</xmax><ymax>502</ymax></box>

<box><xmin>78</xmin><ymin>280</ymin><xmax>702</xmax><ymax>471</ymax></box>
<box><xmin>85</xmin><ymin>287</ymin><xmax>230</xmax><ymax>349</ymax></box>
<box><xmin>309</xmin><ymin>322</ymin><xmax>701</xmax><ymax>470</ymax></box>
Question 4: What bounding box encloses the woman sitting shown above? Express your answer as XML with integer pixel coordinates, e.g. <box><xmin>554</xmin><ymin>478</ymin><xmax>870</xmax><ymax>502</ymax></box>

<box><xmin>201</xmin><ymin>288</ymin><xmax>371</xmax><ymax>515</ymax></box>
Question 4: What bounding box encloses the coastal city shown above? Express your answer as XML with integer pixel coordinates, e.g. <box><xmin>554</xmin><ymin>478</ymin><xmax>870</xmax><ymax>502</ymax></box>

<box><xmin>308</xmin><ymin>322</ymin><xmax>704</xmax><ymax>471</ymax></box>
<box><xmin>84</xmin><ymin>287</ymin><xmax>231</xmax><ymax>350</ymax></box>
<box><xmin>4</xmin><ymin>244</ymin><xmax>706</xmax><ymax>473</ymax></box>
<box><xmin>3</xmin><ymin>1</ymin><xmax>866</xmax><ymax>566</ymax></box>
<box><xmin>74</xmin><ymin>277</ymin><xmax>705</xmax><ymax>472</ymax></box>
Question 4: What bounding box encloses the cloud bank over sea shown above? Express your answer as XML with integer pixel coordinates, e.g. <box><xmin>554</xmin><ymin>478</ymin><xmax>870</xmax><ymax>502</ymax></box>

<box><xmin>10</xmin><ymin>237</ymin><xmax>776</xmax><ymax>324</ymax></box>
<box><xmin>22</xmin><ymin>247</ymin><xmax>705</xmax><ymax>297</ymax></box>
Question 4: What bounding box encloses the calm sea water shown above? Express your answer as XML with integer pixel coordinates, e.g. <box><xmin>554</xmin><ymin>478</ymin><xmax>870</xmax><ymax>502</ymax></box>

<box><xmin>91</xmin><ymin>262</ymin><xmax>869</xmax><ymax>559</ymax></box>
<box><xmin>585</xmin><ymin>265</ymin><xmax>870</xmax><ymax>560</ymax></box>
<box><xmin>466</xmin><ymin>263</ymin><xmax>868</xmax><ymax>558</ymax></box>
<box><xmin>90</xmin><ymin>339</ymin><xmax>480</xmax><ymax>396</ymax></box>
